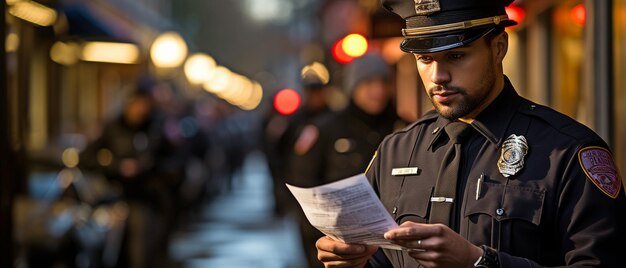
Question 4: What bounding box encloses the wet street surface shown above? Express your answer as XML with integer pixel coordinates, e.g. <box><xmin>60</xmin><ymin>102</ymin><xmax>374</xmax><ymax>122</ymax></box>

<box><xmin>169</xmin><ymin>152</ymin><xmax>308</xmax><ymax>268</ymax></box>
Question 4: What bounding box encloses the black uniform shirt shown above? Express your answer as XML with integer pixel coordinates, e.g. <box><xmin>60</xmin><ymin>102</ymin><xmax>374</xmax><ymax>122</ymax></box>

<box><xmin>366</xmin><ymin>77</ymin><xmax>626</xmax><ymax>267</ymax></box>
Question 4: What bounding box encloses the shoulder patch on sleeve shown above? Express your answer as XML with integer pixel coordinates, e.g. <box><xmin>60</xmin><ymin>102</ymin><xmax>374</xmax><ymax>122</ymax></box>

<box><xmin>364</xmin><ymin>150</ymin><xmax>377</xmax><ymax>174</ymax></box>
<box><xmin>294</xmin><ymin>124</ymin><xmax>319</xmax><ymax>156</ymax></box>
<box><xmin>578</xmin><ymin>146</ymin><xmax>622</xmax><ymax>199</ymax></box>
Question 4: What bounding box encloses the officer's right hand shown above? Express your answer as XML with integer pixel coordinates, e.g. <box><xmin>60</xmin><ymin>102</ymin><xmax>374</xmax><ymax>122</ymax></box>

<box><xmin>316</xmin><ymin>236</ymin><xmax>378</xmax><ymax>268</ymax></box>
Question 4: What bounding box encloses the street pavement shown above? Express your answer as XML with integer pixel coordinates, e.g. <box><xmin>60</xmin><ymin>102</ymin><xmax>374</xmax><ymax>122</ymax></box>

<box><xmin>168</xmin><ymin>151</ymin><xmax>308</xmax><ymax>268</ymax></box>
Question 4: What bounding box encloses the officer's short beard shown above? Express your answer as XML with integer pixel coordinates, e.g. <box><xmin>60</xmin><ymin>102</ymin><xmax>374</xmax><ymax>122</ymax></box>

<box><xmin>428</xmin><ymin>85</ymin><xmax>471</xmax><ymax>120</ymax></box>
<box><xmin>428</xmin><ymin>58</ymin><xmax>497</xmax><ymax>120</ymax></box>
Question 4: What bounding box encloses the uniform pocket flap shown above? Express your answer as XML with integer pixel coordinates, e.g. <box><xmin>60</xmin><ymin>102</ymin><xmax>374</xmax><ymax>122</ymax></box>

<box><xmin>464</xmin><ymin>181</ymin><xmax>545</xmax><ymax>226</ymax></box>
<box><xmin>395</xmin><ymin>185</ymin><xmax>433</xmax><ymax>223</ymax></box>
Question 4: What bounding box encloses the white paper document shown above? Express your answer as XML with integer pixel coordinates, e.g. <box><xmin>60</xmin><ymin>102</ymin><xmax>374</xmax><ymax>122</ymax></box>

<box><xmin>286</xmin><ymin>174</ymin><xmax>403</xmax><ymax>250</ymax></box>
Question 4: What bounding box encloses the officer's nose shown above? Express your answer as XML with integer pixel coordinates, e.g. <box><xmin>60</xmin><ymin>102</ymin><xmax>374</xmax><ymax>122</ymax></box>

<box><xmin>430</xmin><ymin>61</ymin><xmax>451</xmax><ymax>85</ymax></box>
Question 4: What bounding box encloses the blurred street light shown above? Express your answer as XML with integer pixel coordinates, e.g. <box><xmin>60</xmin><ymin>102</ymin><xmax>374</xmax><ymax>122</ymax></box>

<box><xmin>81</xmin><ymin>41</ymin><xmax>140</xmax><ymax>64</ymax></box>
<box><xmin>5</xmin><ymin>32</ymin><xmax>19</xmax><ymax>53</ymax></box>
<box><xmin>239</xmin><ymin>82</ymin><xmax>264</xmax><ymax>111</ymax></box>
<box><xmin>150</xmin><ymin>32</ymin><xmax>188</xmax><ymax>68</ymax></box>
<box><xmin>203</xmin><ymin>65</ymin><xmax>231</xmax><ymax>94</ymax></box>
<box><xmin>243</xmin><ymin>0</ymin><xmax>293</xmax><ymax>24</ymax></box>
<box><xmin>332</xmin><ymin>33</ymin><xmax>369</xmax><ymax>64</ymax></box>
<box><xmin>8</xmin><ymin>1</ymin><xmax>57</xmax><ymax>27</ymax></box>
<box><xmin>61</xmin><ymin>148</ymin><xmax>80</xmax><ymax>168</ymax></box>
<box><xmin>341</xmin><ymin>33</ymin><xmax>368</xmax><ymax>57</ymax></box>
<box><xmin>50</xmin><ymin>41</ymin><xmax>79</xmax><ymax>65</ymax></box>
<box><xmin>184</xmin><ymin>53</ymin><xmax>217</xmax><ymax>85</ymax></box>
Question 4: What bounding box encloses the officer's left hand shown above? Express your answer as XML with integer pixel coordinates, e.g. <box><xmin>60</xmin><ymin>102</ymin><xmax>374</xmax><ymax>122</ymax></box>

<box><xmin>384</xmin><ymin>221</ymin><xmax>483</xmax><ymax>268</ymax></box>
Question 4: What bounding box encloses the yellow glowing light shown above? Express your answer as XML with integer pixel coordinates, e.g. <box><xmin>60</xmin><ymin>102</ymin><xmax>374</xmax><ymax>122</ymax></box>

<box><xmin>81</xmin><ymin>41</ymin><xmax>139</xmax><ymax>64</ymax></box>
<box><xmin>184</xmin><ymin>53</ymin><xmax>217</xmax><ymax>85</ymax></box>
<box><xmin>61</xmin><ymin>147</ymin><xmax>80</xmax><ymax>168</ymax></box>
<box><xmin>222</xmin><ymin>75</ymin><xmax>252</xmax><ymax>105</ymax></box>
<box><xmin>150</xmin><ymin>32</ymin><xmax>188</xmax><ymax>68</ymax></box>
<box><xmin>203</xmin><ymin>66</ymin><xmax>231</xmax><ymax>93</ymax></box>
<box><xmin>341</xmin><ymin>33</ymin><xmax>368</xmax><ymax>57</ymax></box>
<box><xmin>6</xmin><ymin>32</ymin><xmax>19</xmax><ymax>53</ymax></box>
<box><xmin>218</xmin><ymin>74</ymin><xmax>244</xmax><ymax>97</ymax></box>
<box><xmin>9</xmin><ymin>1</ymin><xmax>57</xmax><ymax>27</ymax></box>
<box><xmin>6</xmin><ymin>0</ymin><xmax>26</xmax><ymax>5</ymax></box>
<box><xmin>234</xmin><ymin>77</ymin><xmax>255</xmax><ymax>104</ymax></box>
<box><xmin>50</xmin><ymin>41</ymin><xmax>80</xmax><ymax>65</ymax></box>
<box><xmin>239</xmin><ymin>82</ymin><xmax>263</xmax><ymax>110</ymax></box>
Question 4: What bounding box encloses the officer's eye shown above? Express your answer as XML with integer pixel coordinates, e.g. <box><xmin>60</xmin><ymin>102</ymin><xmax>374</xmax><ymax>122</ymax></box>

<box><xmin>416</xmin><ymin>55</ymin><xmax>433</xmax><ymax>63</ymax></box>
<box><xmin>448</xmin><ymin>53</ymin><xmax>464</xmax><ymax>61</ymax></box>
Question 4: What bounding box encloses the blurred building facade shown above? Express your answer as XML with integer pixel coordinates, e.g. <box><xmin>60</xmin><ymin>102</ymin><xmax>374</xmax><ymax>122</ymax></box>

<box><xmin>502</xmin><ymin>0</ymin><xmax>623</xmax><ymax>174</ymax></box>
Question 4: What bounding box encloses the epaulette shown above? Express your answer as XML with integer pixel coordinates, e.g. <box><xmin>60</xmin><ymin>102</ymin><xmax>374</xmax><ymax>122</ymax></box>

<box><xmin>517</xmin><ymin>99</ymin><xmax>600</xmax><ymax>143</ymax></box>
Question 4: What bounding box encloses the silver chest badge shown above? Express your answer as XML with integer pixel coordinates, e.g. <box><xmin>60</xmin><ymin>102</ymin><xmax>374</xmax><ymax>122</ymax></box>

<box><xmin>414</xmin><ymin>0</ymin><xmax>441</xmax><ymax>15</ymax></box>
<box><xmin>497</xmin><ymin>134</ymin><xmax>528</xmax><ymax>177</ymax></box>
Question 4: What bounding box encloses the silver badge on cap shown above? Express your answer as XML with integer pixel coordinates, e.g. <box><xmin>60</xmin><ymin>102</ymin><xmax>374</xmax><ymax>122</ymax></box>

<box><xmin>497</xmin><ymin>134</ymin><xmax>528</xmax><ymax>177</ymax></box>
<box><xmin>414</xmin><ymin>0</ymin><xmax>441</xmax><ymax>15</ymax></box>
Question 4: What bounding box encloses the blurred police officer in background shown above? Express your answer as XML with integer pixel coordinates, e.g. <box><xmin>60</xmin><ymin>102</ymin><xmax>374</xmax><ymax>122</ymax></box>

<box><xmin>288</xmin><ymin>52</ymin><xmax>401</xmax><ymax>268</ymax></box>
<box><xmin>288</xmin><ymin>53</ymin><xmax>400</xmax><ymax>187</ymax></box>
<box><xmin>263</xmin><ymin>62</ymin><xmax>332</xmax><ymax>217</ymax></box>
<box><xmin>315</xmin><ymin>0</ymin><xmax>626</xmax><ymax>267</ymax></box>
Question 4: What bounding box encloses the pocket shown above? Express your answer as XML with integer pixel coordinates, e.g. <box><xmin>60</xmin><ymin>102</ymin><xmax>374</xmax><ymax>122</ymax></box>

<box><xmin>464</xmin><ymin>180</ymin><xmax>545</xmax><ymax>225</ymax></box>
<box><xmin>464</xmin><ymin>179</ymin><xmax>546</xmax><ymax>251</ymax></box>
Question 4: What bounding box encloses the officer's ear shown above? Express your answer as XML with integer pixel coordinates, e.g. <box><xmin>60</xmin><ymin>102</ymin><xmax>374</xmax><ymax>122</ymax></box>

<box><xmin>493</xmin><ymin>31</ymin><xmax>508</xmax><ymax>63</ymax></box>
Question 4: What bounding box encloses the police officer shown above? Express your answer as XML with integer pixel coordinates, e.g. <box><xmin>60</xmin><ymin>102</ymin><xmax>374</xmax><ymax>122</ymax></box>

<box><xmin>289</xmin><ymin>53</ymin><xmax>401</xmax><ymax>268</ymax></box>
<box><xmin>264</xmin><ymin>62</ymin><xmax>332</xmax><ymax>216</ymax></box>
<box><xmin>288</xmin><ymin>53</ymin><xmax>400</xmax><ymax>187</ymax></box>
<box><xmin>315</xmin><ymin>0</ymin><xmax>626</xmax><ymax>267</ymax></box>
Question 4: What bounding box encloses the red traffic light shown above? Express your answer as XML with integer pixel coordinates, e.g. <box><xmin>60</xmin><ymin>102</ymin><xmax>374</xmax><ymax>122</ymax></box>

<box><xmin>273</xmin><ymin>88</ymin><xmax>301</xmax><ymax>115</ymax></box>
<box><xmin>570</xmin><ymin>4</ymin><xmax>586</xmax><ymax>27</ymax></box>
<box><xmin>505</xmin><ymin>5</ymin><xmax>525</xmax><ymax>29</ymax></box>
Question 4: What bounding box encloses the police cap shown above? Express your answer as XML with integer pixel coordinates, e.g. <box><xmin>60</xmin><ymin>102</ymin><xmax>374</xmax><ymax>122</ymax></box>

<box><xmin>381</xmin><ymin>0</ymin><xmax>517</xmax><ymax>53</ymax></box>
<box><xmin>301</xmin><ymin>62</ymin><xmax>330</xmax><ymax>90</ymax></box>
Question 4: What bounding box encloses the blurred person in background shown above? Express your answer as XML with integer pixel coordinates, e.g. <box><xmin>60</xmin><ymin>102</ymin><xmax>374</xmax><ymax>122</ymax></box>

<box><xmin>212</xmin><ymin>103</ymin><xmax>253</xmax><ymax>191</ymax></box>
<box><xmin>288</xmin><ymin>53</ymin><xmax>401</xmax><ymax>186</ymax></box>
<box><xmin>263</xmin><ymin>62</ymin><xmax>332</xmax><ymax>217</ymax></box>
<box><xmin>149</xmin><ymin>81</ymin><xmax>210</xmax><ymax>222</ymax></box>
<box><xmin>287</xmin><ymin>52</ymin><xmax>402</xmax><ymax>268</ymax></box>
<box><xmin>80</xmin><ymin>82</ymin><xmax>170</xmax><ymax>268</ymax></box>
